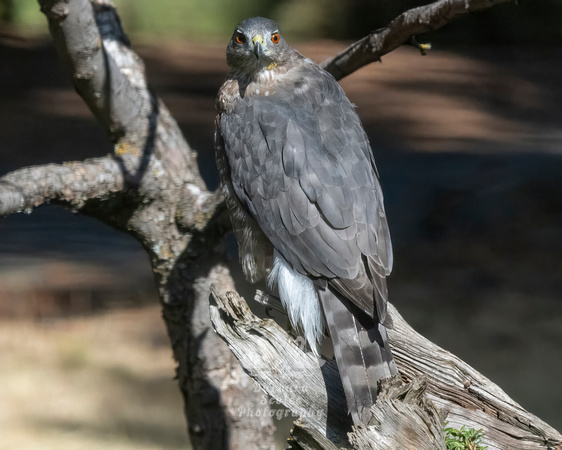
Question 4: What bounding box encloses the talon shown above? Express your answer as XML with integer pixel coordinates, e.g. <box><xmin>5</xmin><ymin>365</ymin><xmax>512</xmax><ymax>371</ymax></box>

<box><xmin>408</xmin><ymin>36</ymin><xmax>432</xmax><ymax>56</ymax></box>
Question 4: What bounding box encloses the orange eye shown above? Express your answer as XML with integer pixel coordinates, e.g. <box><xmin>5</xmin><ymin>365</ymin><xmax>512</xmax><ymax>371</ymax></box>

<box><xmin>271</xmin><ymin>33</ymin><xmax>280</xmax><ymax>44</ymax></box>
<box><xmin>235</xmin><ymin>33</ymin><xmax>245</xmax><ymax>44</ymax></box>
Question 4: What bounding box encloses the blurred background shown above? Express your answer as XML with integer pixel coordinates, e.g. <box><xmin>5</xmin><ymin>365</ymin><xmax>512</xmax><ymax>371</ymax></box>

<box><xmin>0</xmin><ymin>0</ymin><xmax>561</xmax><ymax>448</ymax></box>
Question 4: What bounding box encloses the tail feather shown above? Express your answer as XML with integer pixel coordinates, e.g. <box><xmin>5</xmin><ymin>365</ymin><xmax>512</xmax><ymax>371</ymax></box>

<box><xmin>317</xmin><ymin>285</ymin><xmax>397</xmax><ymax>424</ymax></box>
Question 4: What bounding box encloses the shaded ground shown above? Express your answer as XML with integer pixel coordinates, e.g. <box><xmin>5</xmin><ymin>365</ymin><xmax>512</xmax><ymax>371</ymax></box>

<box><xmin>0</xmin><ymin>32</ymin><xmax>561</xmax><ymax>447</ymax></box>
<box><xmin>0</xmin><ymin>305</ymin><xmax>189</xmax><ymax>449</ymax></box>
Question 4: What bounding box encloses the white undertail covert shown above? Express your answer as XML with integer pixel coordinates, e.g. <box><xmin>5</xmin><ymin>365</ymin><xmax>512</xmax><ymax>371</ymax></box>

<box><xmin>268</xmin><ymin>252</ymin><xmax>325</xmax><ymax>355</ymax></box>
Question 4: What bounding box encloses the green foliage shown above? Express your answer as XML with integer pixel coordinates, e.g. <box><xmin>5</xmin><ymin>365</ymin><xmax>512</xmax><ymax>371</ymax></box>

<box><xmin>111</xmin><ymin>0</ymin><xmax>271</xmax><ymax>41</ymax></box>
<box><xmin>445</xmin><ymin>422</ymin><xmax>487</xmax><ymax>450</ymax></box>
<box><xmin>4</xmin><ymin>0</ymin><xmax>562</xmax><ymax>44</ymax></box>
<box><xmin>2</xmin><ymin>0</ymin><xmax>276</xmax><ymax>40</ymax></box>
<box><xmin>2</xmin><ymin>0</ymin><xmax>45</xmax><ymax>32</ymax></box>
<box><xmin>0</xmin><ymin>0</ymin><xmax>14</xmax><ymax>23</ymax></box>
<box><xmin>273</xmin><ymin>0</ymin><xmax>348</xmax><ymax>39</ymax></box>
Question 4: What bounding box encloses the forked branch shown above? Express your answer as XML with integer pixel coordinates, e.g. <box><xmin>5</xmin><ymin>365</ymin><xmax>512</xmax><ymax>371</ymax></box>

<box><xmin>210</xmin><ymin>288</ymin><xmax>562</xmax><ymax>449</ymax></box>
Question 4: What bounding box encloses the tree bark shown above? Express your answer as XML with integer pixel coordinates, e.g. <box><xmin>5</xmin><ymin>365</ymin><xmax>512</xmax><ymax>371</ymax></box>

<box><xmin>210</xmin><ymin>289</ymin><xmax>562</xmax><ymax>449</ymax></box>
<box><xmin>320</xmin><ymin>0</ymin><xmax>512</xmax><ymax>81</ymax></box>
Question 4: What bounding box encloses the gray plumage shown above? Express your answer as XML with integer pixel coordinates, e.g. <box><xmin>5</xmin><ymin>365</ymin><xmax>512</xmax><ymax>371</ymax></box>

<box><xmin>215</xmin><ymin>17</ymin><xmax>397</xmax><ymax>425</ymax></box>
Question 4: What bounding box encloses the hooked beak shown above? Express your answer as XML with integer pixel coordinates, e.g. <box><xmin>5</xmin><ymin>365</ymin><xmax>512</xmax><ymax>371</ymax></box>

<box><xmin>252</xmin><ymin>34</ymin><xmax>264</xmax><ymax>58</ymax></box>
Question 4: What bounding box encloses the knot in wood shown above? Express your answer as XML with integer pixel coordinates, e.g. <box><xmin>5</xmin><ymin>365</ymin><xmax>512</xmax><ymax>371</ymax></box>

<box><xmin>41</xmin><ymin>3</ymin><xmax>69</xmax><ymax>22</ymax></box>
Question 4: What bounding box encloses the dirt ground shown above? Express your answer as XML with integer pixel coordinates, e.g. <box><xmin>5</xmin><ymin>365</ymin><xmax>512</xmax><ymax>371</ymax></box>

<box><xmin>0</xmin><ymin>305</ymin><xmax>189</xmax><ymax>449</ymax></box>
<box><xmin>0</xmin><ymin>32</ymin><xmax>561</xmax><ymax>447</ymax></box>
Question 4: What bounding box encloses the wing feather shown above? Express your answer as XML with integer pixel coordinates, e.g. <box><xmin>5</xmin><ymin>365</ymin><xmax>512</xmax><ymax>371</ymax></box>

<box><xmin>220</xmin><ymin>63</ymin><xmax>392</xmax><ymax>319</ymax></box>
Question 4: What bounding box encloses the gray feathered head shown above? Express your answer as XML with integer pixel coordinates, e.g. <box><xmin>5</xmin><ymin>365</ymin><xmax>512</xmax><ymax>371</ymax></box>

<box><xmin>226</xmin><ymin>17</ymin><xmax>292</xmax><ymax>73</ymax></box>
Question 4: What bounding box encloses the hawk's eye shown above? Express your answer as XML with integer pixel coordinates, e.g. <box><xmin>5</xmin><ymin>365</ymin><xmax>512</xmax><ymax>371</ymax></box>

<box><xmin>271</xmin><ymin>33</ymin><xmax>280</xmax><ymax>44</ymax></box>
<box><xmin>235</xmin><ymin>33</ymin><xmax>246</xmax><ymax>45</ymax></box>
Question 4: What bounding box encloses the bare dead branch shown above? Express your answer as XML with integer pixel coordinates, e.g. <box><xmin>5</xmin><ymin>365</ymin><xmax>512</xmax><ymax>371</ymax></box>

<box><xmin>349</xmin><ymin>377</ymin><xmax>447</xmax><ymax>450</ymax></box>
<box><xmin>321</xmin><ymin>0</ymin><xmax>512</xmax><ymax>80</ymax></box>
<box><xmin>39</xmin><ymin>0</ymin><xmax>151</xmax><ymax>146</ymax></box>
<box><xmin>0</xmin><ymin>156</ymin><xmax>128</xmax><ymax>216</ymax></box>
<box><xmin>35</xmin><ymin>0</ymin><xmax>209</xmax><ymax>260</ymax></box>
<box><xmin>210</xmin><ymin>288</ymin><xmax>562</xmax><ymax>449</ymax></box>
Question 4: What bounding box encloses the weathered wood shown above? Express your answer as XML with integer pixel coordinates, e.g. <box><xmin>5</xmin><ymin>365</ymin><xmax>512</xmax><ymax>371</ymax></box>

<box><xmin>0</xmin><ymin>157</ymin><xmax>128</xmax><ymax>216</ymax></box>
<box><xmin>210</xmin><ymin>288</ymin><xmax>351</xmax><ymax>441</ymax></box>
<box><xmin>385</xmin><ymin>302</ymin><xmax>562</xmax><ymax>450</ymax></box>
<box><xmin>211</xmin><ymin>289</ymin><xmax>562</xmax><ymax>449</ymax></box>
<box><xmin>349</xmin><ymin>377</ymin><xmax>447</xmax><ymax>450</ymax></box>
<box><xmin>289</xmin><ymin>421</ymin><xmax>346</xmax><ymax>450</ymax></box>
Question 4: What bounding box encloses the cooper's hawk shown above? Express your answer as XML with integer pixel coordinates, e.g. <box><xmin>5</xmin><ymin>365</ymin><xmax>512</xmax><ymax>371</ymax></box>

<box><xmin>215</xmin><ymin>17</ymin><xmax>397</xmax><ymax>425</ymax></box>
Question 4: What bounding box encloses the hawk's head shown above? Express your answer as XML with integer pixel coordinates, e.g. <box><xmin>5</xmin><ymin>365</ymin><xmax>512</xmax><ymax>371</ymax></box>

<box><xmin>226</xmin><ymin>17</ymin><xmax>292</xmax><ymax>75</ymax></box>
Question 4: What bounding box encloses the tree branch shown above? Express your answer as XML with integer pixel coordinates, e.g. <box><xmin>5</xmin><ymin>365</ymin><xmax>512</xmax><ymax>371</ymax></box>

<box><xmin>321</xmin><ymin>0</ymin><xmax>512</xmax><ymax>80</ymax></box>
<box><xmin>210</xmin><ymin>288</ymin><xmax>562</xmax><ymax>449</ymax></box>
<box><xmin>0</xmin><ymin>156</ymin><xmax>128</xmax><ymax>216</ymax></box>
<box><xmin>39</xmin><ymin>0</ymin><xmax>150</xmax><ymax>146</ymax></box>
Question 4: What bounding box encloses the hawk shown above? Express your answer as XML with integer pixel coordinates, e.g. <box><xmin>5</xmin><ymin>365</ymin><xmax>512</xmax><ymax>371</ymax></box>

<box><xmin>215</xmin><ymin>17</ymin><xmax>397</xmax><ymax>425</ymax></box>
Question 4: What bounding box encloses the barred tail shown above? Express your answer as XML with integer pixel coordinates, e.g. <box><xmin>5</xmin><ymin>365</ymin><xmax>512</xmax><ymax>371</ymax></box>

<box><xmin>317</xmin><ymin>285</ymin><xmax>397</xmax><ymax>425</ymax></box>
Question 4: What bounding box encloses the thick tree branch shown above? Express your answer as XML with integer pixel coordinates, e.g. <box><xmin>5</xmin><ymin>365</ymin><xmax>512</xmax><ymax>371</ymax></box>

<box><xmin>321</xmin><ymin>0</ymin><xmax>512</xmax><ymax>80</ymax></box>
<box><xmin>210</xmin><ymin>289</ymin><xmax>562</xmax><ymax>449</ymax></box>
<box><xmin>35</xmin><ymin>0</ymin><xmax>205</xmax><ymax>269</ymax></box>
<box><xmin>0</xmin><ymin>156</ymin><xmax>129</xmax><ymax>216</ymax></box>
<box><xmin>39</xmin><ymin>0</ymin><xmax>149</xmax><ymax>146</ymax></box>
